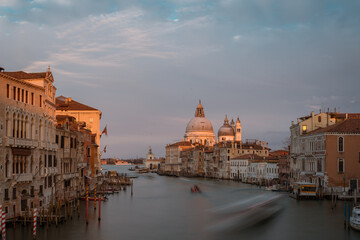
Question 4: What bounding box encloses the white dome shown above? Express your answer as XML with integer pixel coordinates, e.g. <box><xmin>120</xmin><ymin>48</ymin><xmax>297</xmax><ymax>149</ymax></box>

<box><xmin>186</xmin><ymin>117</ymin><xmax>214</xmax><ymax>133</ymax></box>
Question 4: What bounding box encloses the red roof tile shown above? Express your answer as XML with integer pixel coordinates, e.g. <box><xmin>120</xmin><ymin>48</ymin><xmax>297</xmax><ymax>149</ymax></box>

<box><xmin>56</xmin><ymin>96</ymin><xmax>99</xmax><ymax>111</ymax></box>
<box><xmin>2</xmin><ymin>71</ymin><xmax>47</xmax><ymax>79</ymax></box>
<box><xmin>308</xmin><ymin>119</ymin><xmax>360</xmax><ymax>134</ymax></box>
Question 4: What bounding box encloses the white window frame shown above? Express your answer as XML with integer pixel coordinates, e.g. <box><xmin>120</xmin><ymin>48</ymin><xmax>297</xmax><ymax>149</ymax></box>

<box><xmin>338</xmin><ymin>136</ymin><xmax>344</xmax><ymax>152</ymax></box>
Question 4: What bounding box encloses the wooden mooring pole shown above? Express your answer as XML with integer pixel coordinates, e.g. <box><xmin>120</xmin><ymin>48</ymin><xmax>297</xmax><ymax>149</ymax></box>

<box><xmin>86</xmin><ymin>185</ymin><xmax>89</xmax><ymax>225</ymax></box>
<box><xmin>98</xmin><ymin>194</ymin><xmax>101</xmax><ymax>222</ymax></box>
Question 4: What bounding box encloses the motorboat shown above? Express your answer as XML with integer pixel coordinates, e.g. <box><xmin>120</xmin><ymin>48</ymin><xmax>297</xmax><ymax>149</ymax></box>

<box><xmin>265</xmin><ymin>185</ymin><xmax>279</xmax><ymax>191</ymax></box>
<box><xmin>138</xmin><ymin>168</ymin><xmax>150</xmax><ymax>173</ymax></box>
<box><xmin>206</xmin><ymin>194</ymin><xmax>283</xmax><ymax>232</ymax></box>
<box><xmin>191</xmin><ymin>185</ymin><xmax>201</xmax><ymax>193</ymax></box>
<box><xmin>350</xmin><ymin>206</ymin><xmax>360</xmax><ymax>231</ymax></box>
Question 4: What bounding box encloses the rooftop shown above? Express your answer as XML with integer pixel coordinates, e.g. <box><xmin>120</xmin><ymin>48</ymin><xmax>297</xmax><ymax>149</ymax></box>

<box><xmin>2</xmin><ymin>71</ymin><xmax>47</xmax><ymax>79</ymax></box>
<box><xmin>56</xmin><ymin>96</ymin><xmax>99</xmax><ymax>111</ymax></box>
<box><xmin>307</xmin><ymin>119</ymin><xmax>360</xmax><ymax>135</ymax></box>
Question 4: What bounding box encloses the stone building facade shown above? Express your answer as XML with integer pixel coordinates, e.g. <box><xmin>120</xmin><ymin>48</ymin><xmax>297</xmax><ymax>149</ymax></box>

<box><xmin>55</xmin><ymin>115</ymin><xmax>87</xmax><ymax>202</ymax></box>
<box><xmin>0</xmin><ymin>67</ymin><xmax>57</xmax><ymax>218</ymax></box>
<box><xmin>290</xmin><ymin>111</ymin><xmax>360</xmax><ymax>194</ymax></box>
<box><xmin>56</xmin><ymin>96</ymin><xmax>102</xmax><ymax>176</ymax></box>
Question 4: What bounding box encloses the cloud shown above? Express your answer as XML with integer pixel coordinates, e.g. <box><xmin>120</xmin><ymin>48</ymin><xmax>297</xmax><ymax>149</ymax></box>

<box><xmin>1</xmin><ymin>0</ymin><xmax>360</xmax><ymax>157</ymax></box>
<box><xmin>233</xmin><ymin>35</ymin><xmax>241</xmax><ymax>41</ymax></box>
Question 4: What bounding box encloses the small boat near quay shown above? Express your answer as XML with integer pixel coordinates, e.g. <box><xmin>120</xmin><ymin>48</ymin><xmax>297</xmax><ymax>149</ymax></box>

<box><xmin>80</xmin><ymin>196</ymin><xmax>106</xmax><ymax>201</ymax></box>
<box><xmin>290</xmin><ymin>182</ymin><xmax>317</xmax><ymax>199</ymax></box>
<box><xmin>137</xmin><ymin>168</ymin><xmax>150</xmax><ymax>173</ymax></box>
<box><xmin>350</xmin><ymin>206</ymin><xmax>360</xmax><ymax>231</ymax></box>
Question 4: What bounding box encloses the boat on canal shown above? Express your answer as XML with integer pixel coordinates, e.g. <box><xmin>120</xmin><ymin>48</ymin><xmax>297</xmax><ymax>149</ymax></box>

<box><xmin>206</xmin><ymin>194</ymin><xmax>283</xmax><ymax>232</ymax></box>
<box><xmin>80</xmin><ymin>196</ymin><xmax>106</xmax><ymax>201</ymax></box>
<box><xmin>290</xmin><ymin>182</ymin><xmax>317</xmax><ymax>199</ymax></box>
<box><xmin>350</xmin><ymin>206</ymin><xmax>360</xmax><ymax>231</ymax></box>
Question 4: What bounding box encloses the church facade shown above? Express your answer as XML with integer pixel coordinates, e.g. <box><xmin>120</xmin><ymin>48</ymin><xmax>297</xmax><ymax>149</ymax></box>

<box><xmin>164</xmin><ymin>101</ymin><xmax>270</xmax><ymax>179</ymax></box>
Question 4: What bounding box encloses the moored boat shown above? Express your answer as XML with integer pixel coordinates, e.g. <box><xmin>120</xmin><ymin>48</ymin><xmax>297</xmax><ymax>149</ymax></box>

<box><xmin>80</xmin><ymin>196</ymin><xmax>106</xmax><ymax>201</ymax></box>
<box><xmin>350</xmin><ymin>206</ymin><xmax>360</xmax><ymax>231</ymax></box>
<box><xmin>138</xmin><ymin>168</ymin><xmax>150</xmax><ymax>173</ymax></box>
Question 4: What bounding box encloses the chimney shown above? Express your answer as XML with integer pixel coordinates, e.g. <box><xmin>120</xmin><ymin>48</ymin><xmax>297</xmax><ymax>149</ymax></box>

<box><xmin>0</xmin><ymin>67</ymin><xmax>4</xmax><ymax>72</ymax></box>
<box><xmin>68</xmin><ymin>97</ymin><xmax>72</xmax><ymax>102</ymax></box>
<box><xmin>346</xmin><ymin>113</ymin><xmax>348</xmax><ymax>119</ymax></box>
<box><xmin>291</xmin><ymin>121</ymin><xmax>294</xmax><ymax>126</ymax></box>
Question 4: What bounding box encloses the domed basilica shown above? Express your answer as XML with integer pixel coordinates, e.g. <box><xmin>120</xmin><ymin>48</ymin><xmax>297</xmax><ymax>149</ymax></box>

<box><xmin>184</xmin><ymin>101</ymin><xmax>242</xmax><ymax>145</ymax></box>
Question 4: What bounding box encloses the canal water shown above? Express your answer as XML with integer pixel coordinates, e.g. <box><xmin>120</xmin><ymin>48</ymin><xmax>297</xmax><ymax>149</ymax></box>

<box><xmin>7</xmin><ymin>165</ymin><xmax>360</xmax><ymax>240</ymax></box>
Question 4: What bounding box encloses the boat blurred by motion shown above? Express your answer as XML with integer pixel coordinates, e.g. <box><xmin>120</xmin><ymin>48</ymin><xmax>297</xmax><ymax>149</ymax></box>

<box><xmin>206</xmin><ymin>193</ymin><xmax>284</xmax><ymax>232</ymax></box>
<box><xmin>191</xmin><ymin>185</ymin><xmax>201</xmax><ymax>193</ymax></box>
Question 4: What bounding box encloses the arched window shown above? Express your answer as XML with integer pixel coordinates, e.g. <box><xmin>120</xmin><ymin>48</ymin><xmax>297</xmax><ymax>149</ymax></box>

<box><xmin>5</xmin><ymin>154</ymin><xmax>9</xmax><ymax>178</ymax></box>
<box><xmin>30</xmin><ymin>118</ymin><xmax>34</xmax><ymax>139</ymax></box>
<box><xmin>338</xmin><ymin>137</ymin><xmax>344</xmax><ymax>152</ymax></box>
<box><xmin>12</xmin><ymin>113</ymin><xmax>16</xmax><ymax>137</ymax></box>
<box><xmin>25</xmin><ymin>116</ymin><xmax>29</xmax><ymax>139</ymax></box>
<box><xmin>5</xmin><ymin>112</ymin><xmax>10</xmax><ymax>137</ymax></box>
<box><xmin>39</xmin><ymin>119</ymin><xmax>43</xmax><ymax>141</ymax></box>
<box><xmin>318</xmin><ymin>116</ymin><xmax>321</xmax><ymax>122</ymax></box>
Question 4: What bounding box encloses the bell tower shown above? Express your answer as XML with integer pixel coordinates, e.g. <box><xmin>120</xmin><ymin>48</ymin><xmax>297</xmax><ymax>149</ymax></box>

<box><xmin>235</xmin><ymin>117</ymin><xmax>242</xmax><ymax>141</ymax></box>
<box><xmin>146</xmin><ymin>146</ymin><xmax>155</xmax><ymax>160</ymax></box>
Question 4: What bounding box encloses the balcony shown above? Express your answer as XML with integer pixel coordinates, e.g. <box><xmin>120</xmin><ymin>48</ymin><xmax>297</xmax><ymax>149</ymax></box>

<box><xmin>51</xmin><ymin>143</ymin><xmax>58</xmax><ymax>150</ymax></box>
<box><xmin>44</xmin><ymin>167</ymin><xmax>58</xmax><ymax>175</ymax></box>
<box><xmin>3</xmin><ymin>137</ymin><xmax>38</xmax><ymax>148</ymax></box>
<box><xmin>77</xmin><ymin>162</ymin><xmax>87</xmax><ymax>168</ymax></box>
<box><xmin>14</xmin><ymin>173</ymin><xmax>33</xmax><ymax>182</ymax></box>
<box><xmin>63</xmin><ymin>173</ymin><xmax>78</xmax><ymax>180</ymax></box>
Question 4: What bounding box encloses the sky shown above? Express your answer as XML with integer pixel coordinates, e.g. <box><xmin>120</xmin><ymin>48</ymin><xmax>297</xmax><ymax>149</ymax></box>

<box><xmin>1</xmin><ymin>0</ymin><xmax>360</xmax><ymax>158</ymax></box>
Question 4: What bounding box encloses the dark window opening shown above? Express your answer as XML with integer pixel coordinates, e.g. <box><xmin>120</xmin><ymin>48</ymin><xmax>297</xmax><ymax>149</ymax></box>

<box><xmin>12</xmin><ymin>188</ymin><xmax>16</xmax><ymax>200</ymax></box>
<box><xmin>4</xmin><ymin>189</ymin><xmax>9</xmax><ymax>201</ymax></box>
<box><xmin>7</xmin><ymin>84</ymin><xmax>10</xmax><ymax>98</ymax></box>
<box><xmin>338</xmin><ymin>159</ymin><xmax>344</xmax><ymax>173</ymax></box>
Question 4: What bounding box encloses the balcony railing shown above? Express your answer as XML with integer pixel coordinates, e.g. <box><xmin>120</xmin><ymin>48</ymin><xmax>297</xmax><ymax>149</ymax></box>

<box><xmin>4</xmin><ymin>137</ymin><xmax>38</xmax><ymax>148</ymax></box>
<box><xmin>77</xmin><ymin>162</ymin><xmax>87</xmax><ymax>168</ymax></box>
<box><xmin>14</xmin><ymin>173</ymin><xmax>33</xmax><ymax>182</ymax></box>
